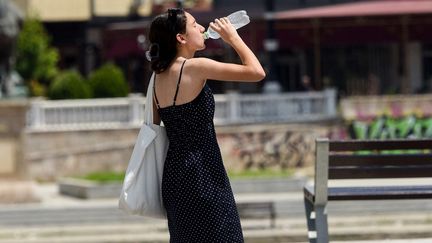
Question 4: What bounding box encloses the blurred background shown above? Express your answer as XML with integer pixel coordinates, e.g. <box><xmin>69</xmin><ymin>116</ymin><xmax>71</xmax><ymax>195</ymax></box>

<box><xmin>1</xmin><ymin>0</ymin><xmax>432</xmax><ymax>242</ymax></box>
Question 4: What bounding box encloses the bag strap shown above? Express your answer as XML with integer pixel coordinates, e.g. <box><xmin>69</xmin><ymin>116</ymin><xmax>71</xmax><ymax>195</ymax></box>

<box><xmin>153</xmin><ymin>75</ymin><xmax>161</xmax><ymax>110</ymax></box>
<box><xmin>144</xmin><ymin>72</ymin><xmax>155</xmax><ymax>125</ymax></box>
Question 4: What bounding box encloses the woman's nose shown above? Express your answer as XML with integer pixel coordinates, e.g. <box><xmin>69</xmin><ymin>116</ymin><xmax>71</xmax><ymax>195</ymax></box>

<box><xmin>199</xmin><ymin>25</ymin><xmax>205</xmax><ymax>32</ymax></box>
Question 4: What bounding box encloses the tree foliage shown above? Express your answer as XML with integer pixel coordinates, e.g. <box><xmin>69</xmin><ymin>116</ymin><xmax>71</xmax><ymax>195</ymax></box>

<box><xmin>15</xmin><ymin>17</ymin><xmax>59</xmax><ymax>90</ymax></box>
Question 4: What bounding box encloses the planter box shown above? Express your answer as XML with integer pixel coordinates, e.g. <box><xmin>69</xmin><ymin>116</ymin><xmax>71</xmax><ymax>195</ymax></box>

<box><xmin>58</xmin><ymin>178</ymin><xmax>122</xmax><ymax>199</ymax></box>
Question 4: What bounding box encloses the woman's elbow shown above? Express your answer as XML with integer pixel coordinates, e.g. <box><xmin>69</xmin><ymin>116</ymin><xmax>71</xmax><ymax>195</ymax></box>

<box><xmin>252</xmin><ymin>68</ymin><xmax>266</xmax><ymax>82</ymax></box>
<box><xmin>244</xmin><ymin>66</ymin><xmax>266</xmax><ymax>82</ymax></box>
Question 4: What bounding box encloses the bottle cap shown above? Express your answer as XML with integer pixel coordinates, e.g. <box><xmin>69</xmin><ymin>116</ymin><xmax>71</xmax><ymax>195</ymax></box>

<box><xmin>203</xmin><ymin>32</ymin><xmax>210</xmax><ymax>40</ymax></box>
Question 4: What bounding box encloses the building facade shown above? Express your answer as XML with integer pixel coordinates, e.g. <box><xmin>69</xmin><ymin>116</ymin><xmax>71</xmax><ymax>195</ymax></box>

<box><xmin>11</xmin><ymin>0</ymin><xmax>432</xmax><ymax>96</ymax></box>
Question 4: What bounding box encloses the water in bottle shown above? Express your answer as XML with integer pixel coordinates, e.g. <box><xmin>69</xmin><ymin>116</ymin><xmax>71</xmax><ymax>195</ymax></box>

<box><xmin>203</xmin><ymin>10</ymin><xmax>250</xmax><ymax>40</ymax></box>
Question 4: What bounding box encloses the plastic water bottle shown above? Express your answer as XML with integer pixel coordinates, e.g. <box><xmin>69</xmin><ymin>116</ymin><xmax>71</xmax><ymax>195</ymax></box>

<box><xmin>203</xmin><ymin>10</ymin><xmax>250</xmax><ymax>40</ymax></box>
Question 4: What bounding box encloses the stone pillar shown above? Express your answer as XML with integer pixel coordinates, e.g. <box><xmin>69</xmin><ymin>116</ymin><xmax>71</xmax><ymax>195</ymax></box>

<box><xmin>0</xmin><ymin>100</ymin><xmax>27</xmax><ymax>177</ymax></box>
<box><xmin>0</xmin><ymin>99</ymin><xmax>39</xmax><ymax>203</ymax></box>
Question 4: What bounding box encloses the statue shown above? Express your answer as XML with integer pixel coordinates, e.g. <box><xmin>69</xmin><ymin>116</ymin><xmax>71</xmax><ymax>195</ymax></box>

<box><xmin>0</xmin><ymin>0</ymin><xmax>24</xmax><ymax>98</ymax></box>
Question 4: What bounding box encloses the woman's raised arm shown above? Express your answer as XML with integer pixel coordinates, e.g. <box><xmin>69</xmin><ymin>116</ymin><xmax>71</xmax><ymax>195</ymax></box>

<box><xmin>189</xmin><ymin>17</ymin><xmax>265</xmax><ymax>82</ymax></box>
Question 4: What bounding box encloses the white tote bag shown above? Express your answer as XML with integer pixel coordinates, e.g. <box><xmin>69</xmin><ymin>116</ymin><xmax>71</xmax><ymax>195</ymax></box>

<box><xmin>119</xmin><ymin>73</ymin><xmax>168</xmax><ymax>219</ymax></box>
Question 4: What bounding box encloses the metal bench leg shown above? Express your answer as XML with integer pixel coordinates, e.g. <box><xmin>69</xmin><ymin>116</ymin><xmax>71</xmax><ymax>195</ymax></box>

<box><xmin>315</xmin><ymin>205</ymin><xmax>328</xmax><ymax>243</ymax></box>
<box><xmin>304</xmin><ymin>197</ymin><xmax>316</xmax><ymax>243</ymax></box>
<box><xmin>270</xmin><ymin>203</ymin><xmax>276</xmax><ymax>228</ymax></box>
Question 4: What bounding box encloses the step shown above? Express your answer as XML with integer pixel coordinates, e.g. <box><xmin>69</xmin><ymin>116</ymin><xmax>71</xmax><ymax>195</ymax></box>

<box><xmin>1</xmin><ymin>224</ymin><xmax>432</xmax><ymax>243</ymax></box>
<box><xmin>1</xmin><ymin>198</ymin><xmax>432</xmax><ymax>227</ymax></box>
<box><xmin>1</xmin><ymin>214</ymin><xmax>432</xmax><ymax>242</ymax></box>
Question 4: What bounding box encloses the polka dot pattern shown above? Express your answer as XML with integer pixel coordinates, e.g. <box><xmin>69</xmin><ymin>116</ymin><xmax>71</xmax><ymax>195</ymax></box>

<box><xmin>158</xmin><ymin>84</ymin><xmax>244</xmax><ymax>242</ymax></box>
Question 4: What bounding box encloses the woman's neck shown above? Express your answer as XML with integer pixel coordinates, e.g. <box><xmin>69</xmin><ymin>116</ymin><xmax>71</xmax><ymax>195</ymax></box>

<box><xmin>176</xmin><ymin>48</ymin><xmax>195</xmax><ymax>59</ymax></box>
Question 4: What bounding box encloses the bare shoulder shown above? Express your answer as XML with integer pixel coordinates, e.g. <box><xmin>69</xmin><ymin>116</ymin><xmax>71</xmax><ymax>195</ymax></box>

<box><xmin>181</xmin><ymin>58</ymin><xmax>207</xmax><ymax>86</ymax></box>
<box><xmin>184</xmin><ymin>57</ymin><xmax>212</xmax><ymax>80</ymax></box>
<box><xmin>185</xmin><ymin>57</ymin><xmax>214</xmax><ymax>69</ymax></box>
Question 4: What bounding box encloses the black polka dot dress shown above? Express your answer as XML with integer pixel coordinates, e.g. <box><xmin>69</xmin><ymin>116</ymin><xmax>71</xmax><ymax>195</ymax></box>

<box><xmin>154</xmin><ymin>61</ymin><xmax>244</xmax><ymax>242</ymax></box>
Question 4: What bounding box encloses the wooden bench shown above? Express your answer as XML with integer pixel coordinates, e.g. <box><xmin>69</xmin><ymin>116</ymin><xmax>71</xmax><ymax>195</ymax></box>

<box><xmin>304</xmin><ymin>138</ymin><xmax>432</xmax><ymax>243</ymax></box>
<box><xmin>237</xmin><ymin>201</ymin><xmax>276</xmax><ymax>228</ymax></box>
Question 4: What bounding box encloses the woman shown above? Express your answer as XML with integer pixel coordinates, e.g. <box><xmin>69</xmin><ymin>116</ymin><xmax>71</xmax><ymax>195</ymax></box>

<box><xmin>147</xmin><ymin>8</ymin><xmax>265</xmax><ymax>242</ymax></box>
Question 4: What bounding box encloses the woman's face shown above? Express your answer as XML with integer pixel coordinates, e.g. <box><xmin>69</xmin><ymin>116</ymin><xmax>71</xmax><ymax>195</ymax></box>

<box><xmin>183</xmin><ymin>12</ymin><xmax>206</xmax><ymax>51</ymax></box>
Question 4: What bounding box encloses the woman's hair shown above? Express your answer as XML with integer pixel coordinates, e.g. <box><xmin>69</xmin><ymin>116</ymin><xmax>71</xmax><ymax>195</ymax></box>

<box><xmin>147</xmin><ymin>8</ymin><xmax>187</xmax><ymax>73</ymax></box>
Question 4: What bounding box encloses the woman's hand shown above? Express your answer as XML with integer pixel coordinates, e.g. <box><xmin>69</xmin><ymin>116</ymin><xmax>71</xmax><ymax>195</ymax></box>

<box><xmin>209</xmin><ymin>17</ymin><xmax>240</xmax><ymax>44</ymax></box>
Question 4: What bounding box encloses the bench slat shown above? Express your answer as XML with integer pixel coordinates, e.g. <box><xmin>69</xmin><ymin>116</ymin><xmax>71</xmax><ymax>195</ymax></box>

<box><xmin>329</xmin><ymin>154</ymin><xmax>432</xmax><ymax>166</ymax></box>
<box><xmin>329</xmin><ymin>139</ymin><xmax>432</xmax><ymax>152</ymax></box>
<box><xmin>304</xmin><ymin>185</ymin><xmax>432</xmax><ymax>201</ymax></box>
<box><xmin>329</xmin><ymin>166</ymin><xmax>432</xmax><ymax>179</ymax></box>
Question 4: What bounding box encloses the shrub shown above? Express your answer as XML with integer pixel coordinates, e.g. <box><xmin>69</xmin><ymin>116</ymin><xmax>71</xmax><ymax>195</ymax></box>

<box><xmin>29</xmin><ymin>80</ymin><xmax>47</xmax><ymax>97</ymax></box>
<box><xmin>78</xmin><ymin>171</ymin><xmax>125</xmax><ymax>183</ymax></box>
<box><xmin>88</xmin><ymin>63</ymin><xmax>129</xmax><ymax>98</ymax></box>
<box><xmin>48</xmin><ymin>71</ymin><xmax>92</xmax><ymax>99</ymax></box>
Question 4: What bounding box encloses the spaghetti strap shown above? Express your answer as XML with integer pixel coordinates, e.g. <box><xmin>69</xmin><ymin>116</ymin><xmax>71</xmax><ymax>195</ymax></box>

<box><xmin>153</xmin><ymin>59</ymin><xmax>186</xmax><ymax>109</ymax></box>
<box><xmin>173</xmin><ymin>60</ymin><xmax>187</xmax><ymax>106</ymax></box>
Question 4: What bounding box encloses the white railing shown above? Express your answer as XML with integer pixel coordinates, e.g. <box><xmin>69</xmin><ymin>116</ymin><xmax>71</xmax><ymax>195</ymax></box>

<box><xmin>26</xmin><ymin>89</ymin><xmax>337</xmax><ymax>131</ymax></box>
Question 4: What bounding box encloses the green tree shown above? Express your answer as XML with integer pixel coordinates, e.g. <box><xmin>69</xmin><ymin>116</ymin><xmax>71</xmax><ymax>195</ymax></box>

<box><xmin>88</xmin><ymin>63</ymin><xmax>129</xmax><ymax>98</ymax></box>
<box><xmin>15</xmin><ymin>17</ymin><xmax>59</xmax><ymax>96</ymax></box>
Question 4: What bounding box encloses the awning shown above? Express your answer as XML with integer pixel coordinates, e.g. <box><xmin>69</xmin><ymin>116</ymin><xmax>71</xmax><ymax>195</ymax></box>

<box><xmin>274</xmin><ymin>0</ymin><xmax>432</xmax><ymax>20</ymax></box>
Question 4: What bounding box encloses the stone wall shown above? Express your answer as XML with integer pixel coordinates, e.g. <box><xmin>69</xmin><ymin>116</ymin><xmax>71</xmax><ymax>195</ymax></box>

<box><xmin>24</xmin><ymin>122</ymin><xmax>337</xmax><ymax>181</ymax></box>
<box><xmin>10</xmin><ymin>93</ymin><xmax>432</xmax><ymax>181</ymax></box>
<box><xmin>217</xmin><ymin>124</ymin><xmax>332</xmax><ymax>172</ymax></box>
<box><xmin>24</xmin><ymin>129</ymin><xmax>138</xmax><ymax>181</ymax></box>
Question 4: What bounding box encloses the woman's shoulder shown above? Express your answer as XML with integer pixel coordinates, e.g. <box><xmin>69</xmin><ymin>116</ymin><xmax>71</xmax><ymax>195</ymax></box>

<box><xmin>182</xmin><ymin>58</ymin><xmax>210</xmax><ymax>79</ymax></box>
<box><xmin>182</xmin><ymin>57</ymin><xmax>205</xmax><ymax>85</ymax></box>
<box><xmin>185</xmin><ymin>57</ymin><xmax>217</xmax><ymax>74</ymax></box>
<box><xmin>187</xmin><ymin>57</ymin><xmax>219</xmax><ymax>67</ymax></box>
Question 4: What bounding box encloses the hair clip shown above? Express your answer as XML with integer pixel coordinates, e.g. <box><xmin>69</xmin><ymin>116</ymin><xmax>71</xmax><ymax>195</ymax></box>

<box><xmin>168</xmin><ymin>8</ymin><xmax>181</xmax><ymax>20</ymax></box>
<box><xmin>146</xmin><ymin>43</ymin><xmax>160</xmax><ymax>61</ymax></box>
<box><xmin>167</xmin><ymin>8</ymin><xmax>182</xmax><ymax>33</ymax></box>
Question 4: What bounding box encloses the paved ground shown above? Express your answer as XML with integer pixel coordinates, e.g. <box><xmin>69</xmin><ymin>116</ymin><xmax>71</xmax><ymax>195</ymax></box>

<box><xmin>335</xmin><ymin>240</ymin><xmax>432</xmax><ymax>243</ymax></box>
<box><xmin>1</xmin><ymin>181</ymin><xmax>432</xmax><ymax>242</ymax></box>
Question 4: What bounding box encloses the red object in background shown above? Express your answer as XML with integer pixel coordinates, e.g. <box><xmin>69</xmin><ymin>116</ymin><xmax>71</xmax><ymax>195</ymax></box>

<box><xmin>103</xmin><ymin>23</ymin><xmax>148</xmax><ymax>59</ymax></box>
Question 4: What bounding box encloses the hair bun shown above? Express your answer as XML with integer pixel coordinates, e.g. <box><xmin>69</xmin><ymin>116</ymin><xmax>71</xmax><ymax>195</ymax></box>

<box><xmin>146</xmin><ymin>43</ymin><xmax>160</xmax><ymax>61</ymax></box>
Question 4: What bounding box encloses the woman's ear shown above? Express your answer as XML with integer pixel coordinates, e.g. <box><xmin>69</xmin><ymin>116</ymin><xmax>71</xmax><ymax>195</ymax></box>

<box><xmin>176</xmin><ymin>34</ymin><xmax>187</xmax><ymax>44</ymax></box>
